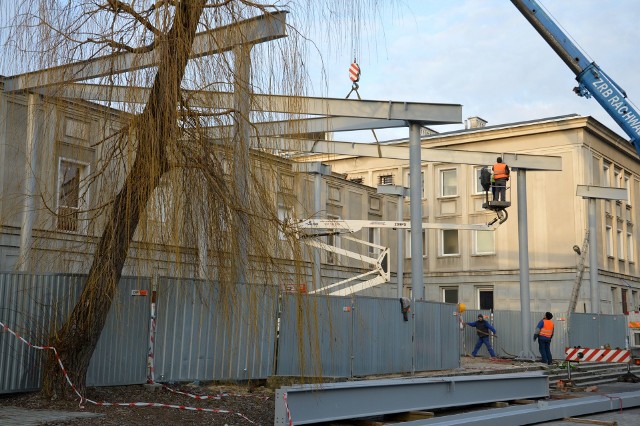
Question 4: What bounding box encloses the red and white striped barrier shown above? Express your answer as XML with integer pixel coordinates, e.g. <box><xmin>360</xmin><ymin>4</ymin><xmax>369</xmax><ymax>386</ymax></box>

<box><xmin>0</xmin><ymin>320</ymin><xmax>258</xmax><ymax>423</ymax></box>
<box><xmin>565</xmin><ymin>347</ymin><xmax>631</xmax><ymax>363</ymax></box>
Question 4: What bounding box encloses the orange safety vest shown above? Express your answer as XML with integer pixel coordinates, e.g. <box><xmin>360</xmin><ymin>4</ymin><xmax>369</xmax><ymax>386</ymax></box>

<box><xmin>539</xmin><ymin>319</ymin><xmax>554</xmax><ymax>338</ymax></box>
<box><xmin>493</xmin><ymin>163</ymin><xmax>509</xmax><ymax>180</ymax></box>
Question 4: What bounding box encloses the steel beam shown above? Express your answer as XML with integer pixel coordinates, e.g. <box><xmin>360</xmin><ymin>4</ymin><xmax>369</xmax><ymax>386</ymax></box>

<box><xmin>207</xmin><ymin>117</ymin><xmax>410</xmax><ymax>137</ymax></box>
<box><xmin>3</xmin><ymin>12</ymin><xmax>288</xmax><ymax>92</ymax></box>
<box><xmin>394</xmin><ymin>390</ymin><xmax>640</xmax><ymax>425</ymax></box>
<box><xmin>577</xmin><ymin>185</ymin><xmax>628</xmax><ymax>202</ymax></box>
<box><xmin>258</xmin><ymin>138</ymin><xmax>562</xmax><ymax>171</ymax></box>
<box><xmin>274</xmin><ymin>372</ymin><xmax>548</xmax><ymax>425</ymax></box>
<box><xmin>39</xmin><ymin>83</ymin><xmax>461</xmax><ymax>124</ymax></box>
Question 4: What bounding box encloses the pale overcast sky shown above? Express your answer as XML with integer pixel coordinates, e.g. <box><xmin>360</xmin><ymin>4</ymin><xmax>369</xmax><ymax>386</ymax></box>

<box><xmin>1</xmin><ymin>1</ymin><xmax>637</xmax><ymax>144</ymax></box>
<box><xmin>303</xmin><ymin>0</ymin><xmax>640</xmax><ymax>142</ymax></box>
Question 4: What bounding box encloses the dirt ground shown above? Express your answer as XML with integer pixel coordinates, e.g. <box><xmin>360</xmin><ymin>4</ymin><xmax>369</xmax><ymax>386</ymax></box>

<box><xmin>0</xmin><ymin>357</ymin><xmax>544</xmax><ymax>425</ymax></box>
<box><xmin>0</xmin><ymin>382</ymin><xmax>275</xmax><ymax>425</ymax></box>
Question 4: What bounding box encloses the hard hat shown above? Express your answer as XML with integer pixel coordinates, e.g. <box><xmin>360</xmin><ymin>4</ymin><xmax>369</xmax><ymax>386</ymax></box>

<box><xmin>458</xmin><ymin>303</ymin><xmax>466</xmax><ymax>313</ymax></box>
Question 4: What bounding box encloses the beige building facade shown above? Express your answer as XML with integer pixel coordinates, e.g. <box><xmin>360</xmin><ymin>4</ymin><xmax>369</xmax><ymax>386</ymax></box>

<box><xmin>0</xmin><ymin>85</ymin><xmax>402</xmax><ymax>297</ymax></box>
<box><xmin>304</xmin><ymin>115</ymin><xmax>640</xmax><ymax>314</ymax></box>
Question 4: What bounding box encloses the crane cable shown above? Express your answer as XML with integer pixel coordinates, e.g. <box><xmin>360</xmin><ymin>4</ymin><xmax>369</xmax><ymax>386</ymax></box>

<box><xmin>345</xmin><ymin>59</ymin><xmax>383</xmax><ymax>158</ymax></box>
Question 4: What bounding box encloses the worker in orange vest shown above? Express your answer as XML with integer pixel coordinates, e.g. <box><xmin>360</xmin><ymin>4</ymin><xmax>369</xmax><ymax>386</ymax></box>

<box><xmin>534</xmin><ymin>312</ymin><xmax>554</xmax><ymax>365</ymax></box>
<box><xmin>492</xmin><ymin>157</ymin><xmax>510</xmax><ymax>201</ymax></box>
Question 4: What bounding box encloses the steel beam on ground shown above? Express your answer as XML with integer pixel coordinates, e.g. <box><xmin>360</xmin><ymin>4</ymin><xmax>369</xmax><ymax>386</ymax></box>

<box><xmin>258</xmin><ymin>137</ymin><xmax>563</xmax><ymax>171</ymax></box>
<box><xmin>395</xmin><ymin>390</ymin><xmax>640</xmax><ymax>425</ymax></box>
<box><xmin>274</xmin><ymin>372</ymin><xmax>548</xmax><ymax>426</ymax></box>
<box><xmin>3</xmin><ymin>12</ymin><xmax>288</xmax><ymax>92</ymax></box>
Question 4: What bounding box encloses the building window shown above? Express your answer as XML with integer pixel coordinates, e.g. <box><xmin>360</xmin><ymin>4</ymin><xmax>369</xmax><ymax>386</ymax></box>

<box><xmin>57</xmin><ymin>159</ymin><xmax>88</xmax><ymax>232</ymax></box>
<box><xmin>474</xmin><ymin>166</ymin><xmax>488</xmax><ymax>194</ymax></box>
<box><xmin>623</xmin><ymin>288</ymin><xmax>629</xmax><ymax>314</ymax></box>
<box><xmin>618</xmin><ymin>229</ymin><xmax>624</xmax><ymax>260</ymax></box>
<box><xmin>474</xmin><ymin>230</ymin><xmax>495</xmax><ymax>255</ymax></box>
<box><xmin>277</xmin><ymin>205</ymin><xmax>292</xmax><ymax>240</ymax></box>
<box><xmin>611</xmin><ymin>287</ymin><xmax>619</xmax><ymax>314</ymax></box>
<box><xmin>349</xmin><ymin>177</ymin><xmax>364</xmax><ymax>184</ymax></box>
<box><xmin>405</xmin><ymin>229</ymin><xmax>427</xmax><ymax>258</ymax></box>
<box><xmin>478</xmin><ymin>287</ymin><xmax>494</xmax><ymax>310</ymax></box>
<box><xmin>633</xmin><ymin>290</ymin><xmax>639</xmax><ymax>311</ymax></box>
<box><xmin>628</xmin><ymin>230</ymin><xmax>634</xmax><ymax>263</ymax></box>
<box><xmin>606</xmin><ymin>225</ymin><xmax>613</xmax><ymax>257</ymax></box>
<box><xmin>441</xmin><ymin>169</ymin><xmax>457</xmax><ymax>197</ymax></box>
<box><xmin>603</xmin><ymin>163</ymin><xmax>610</xmax><ymax>187</ymax></box>
<box><xmin>614</xmin><ymin>169</ymin><xmax>622</xmax><ymax>188</ymax></box>
<box><xmin>379</xmin><ymin>174</ymin><xmax>394</xmax><ymax>185</ymax></box>
<box><xmin>368</xmin><ymin>227</ymin><xmax>381</xmax><ymax>257</ymax></box>
<box><xmin>625</xmin><ymin>175</ymin><xmax>631</xmax><ymax>207</ymax></box>
<box><xmin>328</xmin><ymin>185</ymin><xmax>341</xmax><ymax>202</ymax></box>
<box><xmin>441</xmin><ymin>229</ymin><xmax>459</xmax><ymax>256</ymax></box>
<box><xmin>442</xmin><ymin>287</ymin><xmax>458</xmax><ymax>304</ymax></box>
<box><xmin>326</xmin><ymin>214</ymin><xmax>340</xmax><ymax>264</ymax></box>
<box><xmin>440</xmin><ymin>169</ymin><xmax>458</xmax><ymax>197</ymax></box>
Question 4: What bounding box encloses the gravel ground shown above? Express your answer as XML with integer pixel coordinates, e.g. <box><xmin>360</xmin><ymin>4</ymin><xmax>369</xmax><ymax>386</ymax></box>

<box><xmin>0</xmin><ymin>382</ymin><xmax>275</xmax><ymax>425</ymax></box>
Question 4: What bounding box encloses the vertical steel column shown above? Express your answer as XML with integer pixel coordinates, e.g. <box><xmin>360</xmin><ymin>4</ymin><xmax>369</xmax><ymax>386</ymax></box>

<box><xmin>313</xmin><ymin>171</ymin><xmax>323</xmax><ymax>290</ymax></box>
<box><xmin>396</xmin><ymin>193</ymin><xmax>405</xmax><ymax>298</ymax></box>
<box><xmin>517</xmin><ymin>169</ymin><xmax>535</xmax><ymax>359</ymax></box>
<box><xmin>17</xmin><ymin>93</ymin><xmax>39</xmax><ymax>271</ymax></box>
<box><xmin>409</xmin><ymin>122</ymin><xmax>424</xmax><ymax>300</ymax></box>
<box><xmin>588</xmin><ymin>198</ymin><xmax>599</xmax><ymax>313</ymax></box>
<box><xmin>233</xmin><ymin>46</ymin><xmax>252</xmax><ymax>284</ymax></box>
<box><xmin>377</xmin><ymin>185</ymin><xmax>408</xmax><ymax>298</ymax></box>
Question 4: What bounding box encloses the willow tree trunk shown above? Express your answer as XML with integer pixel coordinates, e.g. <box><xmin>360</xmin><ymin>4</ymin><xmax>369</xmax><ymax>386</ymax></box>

<box><xmin>42</xmin><ymin>0</ymin><xmax>208</xmax><ymax>398</ymax></box>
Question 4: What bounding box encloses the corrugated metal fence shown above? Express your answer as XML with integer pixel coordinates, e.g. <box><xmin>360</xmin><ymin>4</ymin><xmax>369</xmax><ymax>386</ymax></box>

<box><xmin>0</xmin><ymin>272</ymin><xmax>631</xmax><ymax>394</ymax></box>
<box><xmin>460</xmin><ymin>310</ymin><xmax>569</xmax><ymax>360</ymax></box>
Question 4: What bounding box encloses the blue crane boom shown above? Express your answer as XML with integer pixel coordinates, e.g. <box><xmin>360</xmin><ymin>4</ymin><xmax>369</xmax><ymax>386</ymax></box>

<box><xmin>511</xmin><ymin>0</ymin><xmax>640</xmax><ymax>156</ymax></box>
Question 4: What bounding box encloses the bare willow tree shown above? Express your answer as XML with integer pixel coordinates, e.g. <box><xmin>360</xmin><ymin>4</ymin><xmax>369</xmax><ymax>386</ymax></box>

<box><xmin>2</xmin><ymin>0</ymin><xmax>386</xmax><ymax>397</ymax></box>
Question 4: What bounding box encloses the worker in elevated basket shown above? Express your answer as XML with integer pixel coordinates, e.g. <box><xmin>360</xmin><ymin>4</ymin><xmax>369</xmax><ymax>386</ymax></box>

<box><xmin>465</xmin><ymin>314</ymin><xmax>497</xmax><ymax>358</ymax></box>
<box><xmin>534</xmin><ymin>312</ymin><xmax>554</xmax><ymax>365</ymax></box>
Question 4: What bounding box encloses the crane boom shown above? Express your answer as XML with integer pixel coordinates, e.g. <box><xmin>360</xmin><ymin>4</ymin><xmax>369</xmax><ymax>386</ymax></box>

<box><xmin>511</xmin><ymin>0</ymin><xmax>640</xmax><ymax>156</ymax></box>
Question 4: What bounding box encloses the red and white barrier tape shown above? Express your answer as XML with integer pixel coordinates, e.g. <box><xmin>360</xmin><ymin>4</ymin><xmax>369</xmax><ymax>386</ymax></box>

<box><xmin>147</xmin><ymin>298</ymin><xmax>157</xmax><ymax>384</ymax></box>
<box><xmin>0</xmin><ymin>320</ymin><xmax>257</xmax><ymax>423</ymax></box>
<box><xmin>282</xmin><ymin>392</ymin><xmax>293</xmax><ymax>426</ymax></box>
<box><xmin>162</xmin><ymin>385</ymin><xmax>269</xmax><ymax>401</ymax></box>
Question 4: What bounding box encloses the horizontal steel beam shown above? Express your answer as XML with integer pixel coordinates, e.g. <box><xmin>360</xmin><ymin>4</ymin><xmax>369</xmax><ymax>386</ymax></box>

<box><xmin>274</xmin><ymin>372</ymin><xmax>548</xmax><ymax>425</ymax></box>
<box><xmin>577</xmin><ymin>185</ymin><xmax>628</xmax><ymax>201</ymax></box>
<box><xmin>398</xmin><ymin>390</ymin><xmax>640</xmax><ymax>425</ymax></box>
<box><xmin>38</xmin><ymin>83</ymin><xmax>461</xmax><ymax>123</ymax></box>
<box><xmin>206</xmin><ymin>117</ymin><xmax>409</xmax><ymax>137</ymax></box>
<box><xmin>3</xmin><ymin>12</ymin><xmax>288</xmax><ymax>92</ymax></box>
<box><xmin>258</xmin><ymin>138</ymin><xmax>562</xmax><ymax>170</ymax></box>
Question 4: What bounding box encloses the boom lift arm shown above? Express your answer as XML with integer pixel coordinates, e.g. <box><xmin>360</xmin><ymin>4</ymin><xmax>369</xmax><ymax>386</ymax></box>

<box><xmin>511</xmin><ymin>0</ymin><xmax>640</xmax><ymax>156</ymax></box>
<box><xmin>290</xmin><ymin>218</ymin><xmax>500</xmax><ymax>296</ymax></box>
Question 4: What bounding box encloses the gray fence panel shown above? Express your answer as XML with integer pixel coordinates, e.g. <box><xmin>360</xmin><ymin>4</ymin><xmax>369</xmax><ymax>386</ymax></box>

<box><xmin>569</xmin><ymin>313</ymin><xmax>627</xmax><ymax>350</ymax></box>
<box><xmin>154</xmin><ymin>279</ymin><xmax>277</xmax><ymax>382</ymax></box>
<box><xmin>351</xmin><ymin>296</ymin><xmax>412</xmax><ymax>376</ymax></box>
<box><xmin>0</xmin><ymin>273</ymin><xmax>83</xmax><ymax>394</ymax></box>
<box><xmin>276</xmin><ymin>294</ymin><xmax>351</xmax><ymax>378</ymax></box>
<box><xmin>86</xmin><ymin>277</ymin><xmax>150</xmax><ymax>386</ymax></box>
<box><xmin>415</xmin><ymin>301</ymin><xmax>460</xmax><ymax>371</ymax></box>
<box><xmin>492</xmin><ymin>311</ymin><xmax>523</xmax><ymax>358</ymax></box>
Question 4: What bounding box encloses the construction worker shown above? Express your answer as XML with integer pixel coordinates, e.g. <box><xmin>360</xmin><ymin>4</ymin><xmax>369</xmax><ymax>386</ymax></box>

<box><xmin>465</xmin><ymin>314</ymin><xmax>497</xmax><ymax>358</ymax></box>
<box><xmin>534</xmin><ymin>312</ymin><xmax>554</xmax><ymax>365</ymax></box>
<box><xmin>492</xmin><ymin>157</ymin><xmax>510</xmax><ymax>201</ymax></box>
